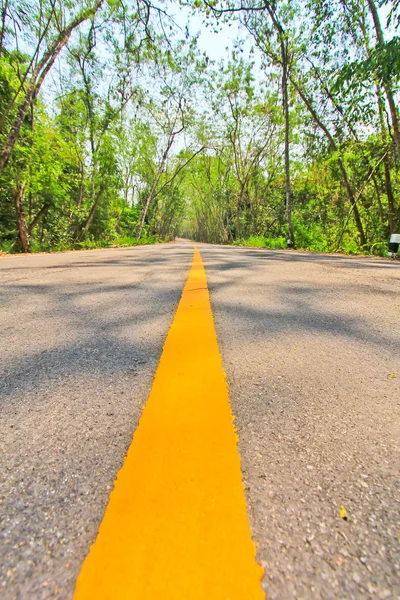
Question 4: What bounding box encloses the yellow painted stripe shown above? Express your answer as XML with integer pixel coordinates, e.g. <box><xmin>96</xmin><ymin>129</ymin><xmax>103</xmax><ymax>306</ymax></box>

<box><xmin>73</xmin><ymin>247</ymin><xmax>264</xmax><ymax>600</ymax></box>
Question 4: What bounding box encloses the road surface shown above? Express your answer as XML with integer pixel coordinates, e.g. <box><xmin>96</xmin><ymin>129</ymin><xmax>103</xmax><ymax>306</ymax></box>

<box><xmin>1</xmin><ymin>241</ymin><xmax>399</xmax><ymax>599</ymax></box>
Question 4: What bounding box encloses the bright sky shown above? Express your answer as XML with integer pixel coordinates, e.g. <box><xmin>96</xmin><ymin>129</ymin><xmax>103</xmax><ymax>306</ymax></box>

<box><xmin>173</xmin><ymin>3</ymin><xmax>396</xmax><ymax>61</ymax></box>
<box><xmin>45</xmin><ymin>3</ymin><xmax>253</xmax><ymax>106</ymax></box>
<box><xmin>167</xmin><ymin>4</ymin><xmax>253</xmax><ymax>63</ymax></box>
<box><xmin>44</xmin><ymin>2</ymin><xmax>394</xmax><ymax>112</ymax></box>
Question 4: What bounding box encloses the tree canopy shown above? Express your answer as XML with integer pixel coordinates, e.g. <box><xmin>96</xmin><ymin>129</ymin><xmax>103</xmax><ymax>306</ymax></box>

<box><xmin>0</xmin><ymin>0</ymin><xmax>399</xmax><ymax>254</ymax></box>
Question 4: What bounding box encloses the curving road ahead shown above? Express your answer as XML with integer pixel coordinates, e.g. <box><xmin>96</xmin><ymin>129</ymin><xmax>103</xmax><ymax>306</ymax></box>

<box><xmin>1</xmin><ymin>241</ymin><xmax>399</xmax><ymax>599</ymax></box>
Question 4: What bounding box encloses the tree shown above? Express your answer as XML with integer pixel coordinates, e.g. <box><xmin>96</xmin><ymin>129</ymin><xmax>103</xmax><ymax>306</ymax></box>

<box><xmin>0</xmin><ymin>0</ymin><xmax>104</xmax><ymax>174</ymax></box>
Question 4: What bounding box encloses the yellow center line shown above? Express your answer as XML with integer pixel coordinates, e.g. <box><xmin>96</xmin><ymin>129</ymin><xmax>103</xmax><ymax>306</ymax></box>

<box><xmin>73</xmin><ymin>247</ymin><xmax>264</xmax><ymax>599</ymax></box>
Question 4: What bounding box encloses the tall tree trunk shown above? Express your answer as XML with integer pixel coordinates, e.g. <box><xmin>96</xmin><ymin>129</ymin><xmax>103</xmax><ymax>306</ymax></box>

<box><xmin>292</xmin><ymin>77</ymin><xmax>367</xmax><ymax>247</ymax></box>
<box><xmin>371</xmin><ymin>173</ymin><xmax>385</xmax><ymax>224</ymax></box>
<box><xmin>135</xmin><ymin>142</ymin><xmax>173</xmax><ymax>239</ymax></box>
<box><xmin>383</xmin><ymin>160</ymin><xmax>396</xmax><ymax>233</ymax></box>
<box><xmin>377</xmin><ymin>89</ymin><xmax>397</xmax><ymax>233</ymax></box>
<box><xmin>367</xmin><ymin>0</ymin><xmax>400</xmax><ymax>155</ymax></box>
<box><xmin>236</xmin><ymin>194</ymin><xmax>241</xmax><ymax>238</ymax></box>
<box><xmin>0</xmin><ymin>0</ymin><xmax>8</xmax><ymax>55</ymax></box>
<box><xmin>28</xmin><ymin>203</ymin><xmax>50</xmax><ymax>234</ymax></box>
<box><xmin>282</xmin><ymin>42</ymin><xmax>295</xmax><ymax>247</ymax></box>
<box><xmin>136</xmin><ymin>182</ymin><xmax>159</xmax><ymax>240</ymax></box>
<box><xmin>77</xmin><ymin>184</ymin><xmax>105</xmax><ymax>241</ymax></box>
<box><xmin>254</xmin><ymin>3</ymin><xmax>294</xmax><ymax>246</ymax></box>
<box><xmin>305</xmin><ymin>53</ymin><xmax>389</xmax><ymax>230</ymax></box>
<box><xmin>13</xmin><ymin>184</ymin><xmax>30</xmax><ymax>252</ymax></box>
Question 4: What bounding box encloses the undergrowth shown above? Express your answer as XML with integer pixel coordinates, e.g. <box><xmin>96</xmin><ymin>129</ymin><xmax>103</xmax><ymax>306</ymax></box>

<box><xmin>0</xmin><ymin>235</ymin><xmax>164</xmax><ymax>254</ymax></box>
<box><xmin>233</xmin><ymin>236</ymin><xmax>390</xmax><ymax>256</ymax></box>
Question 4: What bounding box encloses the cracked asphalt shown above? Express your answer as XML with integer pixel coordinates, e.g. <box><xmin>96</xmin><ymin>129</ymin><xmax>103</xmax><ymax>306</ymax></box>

<box><xmin>1</xmin><ymin>241</ymin><xmax>399</xmax><ymax>599</ymax></box>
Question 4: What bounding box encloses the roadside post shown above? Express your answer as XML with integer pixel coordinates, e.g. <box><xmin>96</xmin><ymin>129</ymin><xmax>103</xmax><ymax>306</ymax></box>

<box><xmin>388</xmin><ymin>233</ymin><xmax>400</xmax><ymax>258</ymax></box>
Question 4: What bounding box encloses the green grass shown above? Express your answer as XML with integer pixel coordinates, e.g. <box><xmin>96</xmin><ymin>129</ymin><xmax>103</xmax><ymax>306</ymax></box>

<box><xmin>107</xmin><ymin>235</ymin><xmax>160</xmax><ymax>248</ymax></box>
<box><xmin>233</xmin><ymin>235</ymin><xmax>391</xmax><ymax>257</ymax></box>
<box><xmin>0</xmin><ymin>235</ymin><xmax>163</xmax><ymax>254</ymax></box>
<box><xmin>234</xmin><ymin>236</ymin><xmax>287</xmax><ymax>249</ymax></box>
<box><xmin>0</xmin><ymin>239</ymin><xmax>16</xmax><ymax>253</ymax></box>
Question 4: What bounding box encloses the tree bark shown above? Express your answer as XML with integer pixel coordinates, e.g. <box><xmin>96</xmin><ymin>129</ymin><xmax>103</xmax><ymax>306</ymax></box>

<box><xmin>255</xmin><ymin>3</ymin><xmax>294</xmax><ymax>247</ymax></box>
<box><xmin>28</xmin><ymin>203</ymin><xmax>50</xmax><ymax>234</ymax></box>
<box><xmin>383</xmin><ymin>162</ymin><xmax>396</xmax><ymax>233</ymax></box>
<box><xmin>77</xmin><ymin>184</ymin><xmax>105</xmax><ymax>241</ymax></box>
<box><xmin>136</xmin><ymin>179</ymin><xmax>160</xmax><ymax>240</ymax></box>
<box><xmin>371</xmin><ymin>172</ymin><xmax>385</xmax><ymax>224</ymax></box>
<box><xmin>282</xmin><ymin>42</ymin><xmax>295</xmax><ymax>247</ymax></box>
<box><xmin>0</xmin><ymin>0</ymin><xmax>9</xmax><ymax>56</ymax></box>
<box><xmin>13</xmin><ymin>184</ymin><xmax>30</xmax><ymax>252</ymax></box>
<box><xmin>291</xmin><ymin>77</ymin><xmax>367</xmax><ymax>247</ymax></box>
<box><xmin>135</xmin><ymin>137</ymin><xmax>175</xmax><ymax>240</ymax></box>
<box><xmin>377</xmin><ymin>89</ymin><xmax>397</xmax><ymax>233</ymax></box>
<box><xmin>236</xmin><ymin>194</ymin><xmax>241</xmax><ymax>238</ymax></box>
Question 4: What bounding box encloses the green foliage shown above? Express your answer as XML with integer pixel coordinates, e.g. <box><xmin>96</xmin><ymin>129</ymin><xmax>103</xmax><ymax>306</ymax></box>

<box><xmin>234</xmin><ymin>236</ymin><xmax>286</xmax><ymax>249</ymax></box>
<box><xmin>335</xmin><ymin>37</ymin><xmax>400</xmax><ymax>93</ymax></box>
<box><xmin>0</xmin><ymin>0</ymin><xmax>399</xmax><ymax>257</ymax></box>
<box><xmin>0</xmin><ymin>239</ymin><xmax>16</xmax><ymax>253</ymax></box>
<box><xmin>3</xmin><ymin>234</ymin><xmax>163</xmax><ymax>254</ymax></box>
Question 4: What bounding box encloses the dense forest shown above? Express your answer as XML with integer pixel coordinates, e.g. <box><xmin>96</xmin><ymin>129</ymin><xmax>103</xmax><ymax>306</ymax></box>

<box><xmin>0</xmin><ymin>0</ymin><xmax>399</xmax><ymax>254</ymax></box>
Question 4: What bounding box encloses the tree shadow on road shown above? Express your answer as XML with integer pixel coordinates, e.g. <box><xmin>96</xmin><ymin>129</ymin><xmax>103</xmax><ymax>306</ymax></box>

<box><xmin>0</xmin><ymin>247</ymin><xmax>193</xmax><ymax>400</ymax></box>
<box><xmin>200</xmin><ymin>247</ymin><xmax>400</xmax><ymax>354</ymax></box>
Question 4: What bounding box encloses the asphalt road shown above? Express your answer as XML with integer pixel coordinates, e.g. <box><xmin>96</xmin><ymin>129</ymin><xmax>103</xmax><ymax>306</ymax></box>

<box><xmin>1</xmin><ymin>241</ymin><xmax>399</xmax><ymax>599</ymax></box>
